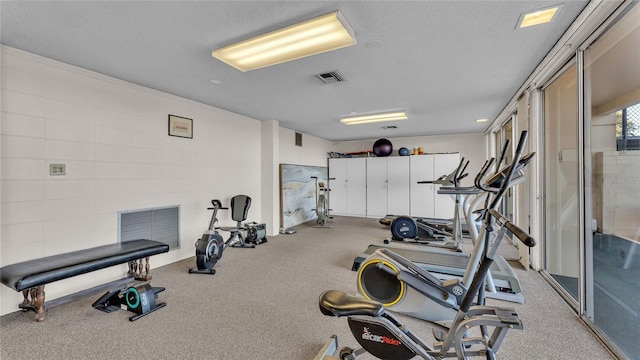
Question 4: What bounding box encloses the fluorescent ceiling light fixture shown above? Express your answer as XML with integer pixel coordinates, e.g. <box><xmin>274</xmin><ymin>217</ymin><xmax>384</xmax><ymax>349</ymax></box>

<box><xmin>476</xmin><ymin>118</ymin><xmax>488</xmax><ymax>123</ymax></box>
<box><xmin>212</xmin><ymin>11</ymin><xmax>356</xmax><ymax>72</ymax></box>
<box><xmin>340</xmin><ymin>111</ymin><xmax>408</xmax><ymax>125</ymax></box>
<box><xmin>518</xmin><ymin>5</ymin><xmax>561</xmax><ymax>28</ymax></box>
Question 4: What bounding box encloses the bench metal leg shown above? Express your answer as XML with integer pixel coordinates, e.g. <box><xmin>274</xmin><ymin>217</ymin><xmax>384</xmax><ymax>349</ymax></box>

<box><xmin>128</xmin><ymin>257</ymin><xmax>153</xmax><ymax>281</ymax></box>
<box><xmin>19</xmin><ymin>285</ymin><xmax>47</xmax><ymax>321</ymax></box>
<box><xmin>35</xmin><ymin>285</ymin><xmax>46</xmax><ymax>321</ymax></box>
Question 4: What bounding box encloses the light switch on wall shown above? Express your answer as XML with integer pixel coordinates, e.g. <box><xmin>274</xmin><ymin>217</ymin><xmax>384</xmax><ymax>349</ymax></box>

<box><xmin>49</xmin><ymin>163</ymin><xmax>66</xmax><ymax>176</ymax></box>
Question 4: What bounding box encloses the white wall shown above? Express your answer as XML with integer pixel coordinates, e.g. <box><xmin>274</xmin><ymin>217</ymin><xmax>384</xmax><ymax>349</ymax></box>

<box><xmin>0</xmin><ymin>46</ymin><xmax>263</xmax><ymax>315</ymax></box>
<box><xmin>261</xmin><ymin>120</ymin><xmax>279</xmax><ymax>236</ymax></box>
<box><xmin>279</xmin><ymin>127</ymin><xmax>332</xmax><ymax>167</ymax></box>
<box><xmin>332</xmin><ymin>133</ymin><xmax>486</xmax><ymax>186</ymax></box>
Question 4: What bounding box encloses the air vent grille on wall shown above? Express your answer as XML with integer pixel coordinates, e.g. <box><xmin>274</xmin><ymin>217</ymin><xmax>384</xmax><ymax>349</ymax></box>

<box><xmin>313</xmin><ymin>71</ymin><xmax>344</xmax><ymax>84</ymax></box>
<box><xmin>295</xmin><ymin>132</ymin><xmax>303</xmax><ymax>147</ymax></box>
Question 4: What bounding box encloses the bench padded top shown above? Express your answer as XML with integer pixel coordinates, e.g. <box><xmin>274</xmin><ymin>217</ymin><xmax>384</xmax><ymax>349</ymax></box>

<box><xmin>0</xmin><ymin>239</ymin><xmax>169</xmax><ymax>292</ymax></box>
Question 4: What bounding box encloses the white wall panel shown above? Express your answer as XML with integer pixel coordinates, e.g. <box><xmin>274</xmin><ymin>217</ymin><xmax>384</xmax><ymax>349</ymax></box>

<box><xmin>0</xmin><ymin>135</ymin><xmax>45</xmax><ymax>158</ymax></box>
<box><xmin>44</xmin><ymin>179</ymin><xmax>94</xmax><ymax>200</ymax></box>
<box><xmin>46</xmin><ymin>75</ymin><xmax>96</xmax><ymax>105</ymax></box>
<box><xmin>54</xmin><ymin>161</ymin><xmax>95</xmax><ymax>180</ymax></box>
<box><xmin>1</xmin><ymin>201</ymin><xmax>45</xmax><ymax>224</ymax></box>
<box><xmin>43</xmin><ymin>216</ymin><xmax>96</xmax><ymax>240</ymax></box>
<box><xmin>278</xmin><ymin>127</ymin><xmax>332</xmax><ymax>167</ymax></box>
<box><xmin>45</xmin><ymin>98</ymin><xmax>95</xmax><ymax>124</ymax></box>
<box><xmin>1</xmin><ymin>112</ymin><xmax>46</xmax><ymax>137</ymax></box>
<box><xmin>45</xmin><ymin>139</ymin><xmax>95</xmax><ymax>160</ymax></box>
<box><xmin>134</xmin><ymin>147</ymin><xmax>166</xmax><ymax>164</ymax></box>
<box><xmin>0</xmin><ymin>158</ymin><xmax>45</xmax><ymax>179</ymax></box>
<box><xmin>1</xmin><ymin>180</ymin><xmax>44</xmax><ymax>202</ymax></box>
<box><xmin>1</xmin><ymin>222</ymin><xmax>44</xmax><ymax>247</ymax></box>
<box><xmin>95</xmin><ymin>125</ymin><xmax>135</xmax><ymax>145</ymax></box>
<box><xmin>1</xmin><ymin>90</ymin><xmax>46</xmax><ymax>116</ymax></box>
<box><xmin>1</xmin><ymin>65</ymin><xmax>46</xmax><ymax>95</ymax></box>
<box><xmin>43</xmin><ymin>198</ymin><xmax>96</xmax><ymax>220</ymax></box>
<box><xmin>1</xmin><ymin>243</ymin><xmax>45</xmax><ymax>265</ymax></box>
<box><xmin>46</xmin><ymin>118</ymin><xmax>95</xmax><ymax>142</ymax></box>
<box><xmin>95</xmin><ymin>144</ymin><xmax>137</xmax><ymax>162</ymax></box>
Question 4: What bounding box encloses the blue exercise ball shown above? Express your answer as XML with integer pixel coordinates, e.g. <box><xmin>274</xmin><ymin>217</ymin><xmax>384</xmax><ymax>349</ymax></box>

<box><xmin>398</xmin><ymin>147</ymin><xmax>409</xmax><ymax>156</ymax></box>
<box><xmin>373</xmin><ymin>138</ymin><xmax>393</xmax><ymax>157</ymax></box>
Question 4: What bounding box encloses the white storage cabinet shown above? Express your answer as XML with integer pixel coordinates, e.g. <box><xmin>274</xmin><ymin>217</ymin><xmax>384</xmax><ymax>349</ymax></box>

<box><xmin>328</xmin><ymin>158</ymin><xmax>367</xmax><ymax>217</ymax></box>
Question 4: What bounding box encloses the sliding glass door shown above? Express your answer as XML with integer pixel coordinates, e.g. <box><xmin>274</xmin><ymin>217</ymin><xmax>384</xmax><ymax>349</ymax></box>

<box><xmin>543</xmin><ymin>62</ymin><xmax>580</xmax><ymax>302</ymax></box>
<box><xmin>583</xmin><ymin>5</ymin><xmax>640</xmax><ymax>358</ymax></box>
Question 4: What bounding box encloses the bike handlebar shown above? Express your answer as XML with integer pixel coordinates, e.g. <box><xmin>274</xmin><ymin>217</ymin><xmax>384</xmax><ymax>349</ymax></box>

<box><xmin>208</xmin><ymin>199</ymin><xmax>227</xmax><ymax>210</ymax></box>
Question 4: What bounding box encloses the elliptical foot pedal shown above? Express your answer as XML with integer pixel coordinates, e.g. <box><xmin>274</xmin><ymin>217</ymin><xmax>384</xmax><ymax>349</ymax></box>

<box><xmin>495</xmin><ymin>308</ymin><xmax>522</xmax><ymax>326</ymax></box>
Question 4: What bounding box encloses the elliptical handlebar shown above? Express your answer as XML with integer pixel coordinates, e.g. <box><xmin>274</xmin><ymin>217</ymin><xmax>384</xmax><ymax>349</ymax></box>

<box><xmin>487</xmin><ymin>131</ymin><xmax>528</xmax><ymax>211</ymax></box>
<box><xmin>496</xmin><ymin>139</ymin><xmax>510</xmax><ymax>170</ymax></box>
<box><xmin>456</xmin><ymin>160</ymin><xmax>469</xmax><ymax>185</ymax></box>
<box><xmin>488</xmin><ymin>209</ymin><xmax>535</xmax><ymax>247</ymax></box>
<box><xmin>474</xmin><ymin>158</ymin><xmax>495</xmax><ymax>191</ymax></box>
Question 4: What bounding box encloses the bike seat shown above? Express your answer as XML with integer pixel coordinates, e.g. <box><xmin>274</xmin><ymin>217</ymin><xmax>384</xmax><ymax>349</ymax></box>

<box><xmin>319</xmin><ymin>290</ymin><xmax>384</xmax><ymax>317</ymax></box>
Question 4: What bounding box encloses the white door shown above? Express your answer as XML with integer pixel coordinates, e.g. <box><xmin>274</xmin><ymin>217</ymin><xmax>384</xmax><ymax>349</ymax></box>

<box><xmin>387</xmin><ymin>157</ymin><xmax>410</xmax><ymax>215</ymax></box>
<box><xmin>410</xmin><ymin>155</ymin><xmax>435</xmax><ymax>218</ymax></box>
<box><xmin>433</xmin><ymin>153</ymin><xmax>460</xmax><ymax>219</ymax></box>
<box><xmin>328</xmin><ymin>158</ymin><xmax>348</xmax><ymax>215</ymax></box>
<box><xmin>347</xmin><ymin>158</ymin><xmax>367</xmax><ymax>216</ymax></box>
<box><xmin>366</xmin><ymin>157</ymin><xmax>388</xmax><ymax>218</ymax></box>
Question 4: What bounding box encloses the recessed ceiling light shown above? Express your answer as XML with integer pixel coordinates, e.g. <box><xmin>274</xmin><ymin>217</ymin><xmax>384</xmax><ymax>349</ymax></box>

<box><xmin>476</xmin><ymin>118</ymin><xmax>488</xmax><ymax>123</ymax></box>
<box><xmin>517</xmin><ymin>5</ymin><xmax>561</xmax><ymax>28</ymax></box>
<box><xmin>210</xmin><ymin>79</ymin><xmax>222</xmax><ymax>84</ymax></box>
<box><xmin>341</xmin><ymin>111</ymin><xmax>408</xmax><ymax>125</ymax></box>
<box><xmin>212</xmin><ymin>11</ymin><xmax>356</xmax><ymax>72</ymax></box>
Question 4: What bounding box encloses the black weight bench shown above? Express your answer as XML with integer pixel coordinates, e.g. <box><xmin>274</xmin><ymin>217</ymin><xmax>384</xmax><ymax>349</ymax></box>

<box><xmin>0</xmin><ymin>239</ymin><xmax>169</xmax><ymax>322</ymax></box>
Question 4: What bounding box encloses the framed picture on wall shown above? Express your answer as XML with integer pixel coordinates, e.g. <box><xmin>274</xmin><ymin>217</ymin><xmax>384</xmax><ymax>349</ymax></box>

<box><xmin>168</xmin><ymin>114</ymin><xmax>193</xmax><ymax>139</ymax></box>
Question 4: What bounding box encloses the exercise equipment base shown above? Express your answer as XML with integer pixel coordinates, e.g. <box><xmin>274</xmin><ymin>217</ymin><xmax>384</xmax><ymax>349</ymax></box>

<box><xmin>188</xmin><ymin>268</ymin><xmax>216</xmax><ymax>275</ymax></box>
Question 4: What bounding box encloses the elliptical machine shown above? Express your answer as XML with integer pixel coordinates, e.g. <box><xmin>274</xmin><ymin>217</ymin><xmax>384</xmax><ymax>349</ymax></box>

<box><xmin>311</xmin><ymin>176</ymin><xmax>334</xmax><ymax>228</ymax></box>
<box><xmin>354</xmin><ymin>132</ymin><xmax>534</xmax><ymax>325</ymax></box>
<box><xmin>316</xmin><ymin>208</ymin><xmax>535</xmax><ymax>360</ymax></box>
<box><xmin>316</xmin><ymin>132</ymin><xmax>536</xmax><ymax>360</ymax></box>
<box><xmin>386</xmin><ymin>158</ymin><xmax>470</xmax><ymax>249</ymax></box>
<box><xmin>189</xmin><ymin>199</ymin><xmax>227</xmax><ymax>275</ymax></box>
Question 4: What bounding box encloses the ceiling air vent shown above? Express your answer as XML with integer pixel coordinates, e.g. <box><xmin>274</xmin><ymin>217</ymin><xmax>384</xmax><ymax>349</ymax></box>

<box><xmin>313</xmin><ymin>71</ymin><xmax>344</xmax><ymax>84</ymax></box>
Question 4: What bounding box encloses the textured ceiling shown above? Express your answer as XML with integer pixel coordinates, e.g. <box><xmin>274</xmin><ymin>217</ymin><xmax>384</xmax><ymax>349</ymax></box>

<box><xmin>0</xmin><ymin>1</ymin><xmax>589</xmax><ymax>141</ymax></box>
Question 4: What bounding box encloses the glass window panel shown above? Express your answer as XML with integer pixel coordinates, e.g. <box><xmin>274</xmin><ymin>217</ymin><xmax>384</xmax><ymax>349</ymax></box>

<box><xmin>544</xmin><ymin>63</ymin><xmax>580</xmax><ymax>301</ymax></box>
<box><xmin>586</xmin><ymin>4</ymin><xmax>640</xmax><ymax>358</ymax></box>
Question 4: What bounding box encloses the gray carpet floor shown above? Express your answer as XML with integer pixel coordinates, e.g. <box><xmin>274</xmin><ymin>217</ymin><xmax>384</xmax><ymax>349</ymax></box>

<box><xmin>0</xmin><ymin>216</ymin><xmax>614</xmax><ymax>359</ymax></box>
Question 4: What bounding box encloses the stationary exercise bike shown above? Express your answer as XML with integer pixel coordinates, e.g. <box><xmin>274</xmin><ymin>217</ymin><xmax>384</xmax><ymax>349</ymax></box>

<box><xmin>311</xmin><ymin>176</ymin><xmax>334</xmax><ymax>228</ymax></box>
<box><xmin>219</xmin><ymin>194</ymin><xmax>267</xmax><ymax>248</ymax></box>
<box><xmin>189</xmin><ymin>199</ymin><xmax>227</xmax><ymax>275</ymax></box>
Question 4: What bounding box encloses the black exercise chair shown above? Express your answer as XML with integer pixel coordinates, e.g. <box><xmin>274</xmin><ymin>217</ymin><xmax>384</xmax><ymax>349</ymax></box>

<box><xmin>219</xmin><ymin>194</ymin><xmax>256</xmax><ymax>248</ymax></box>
